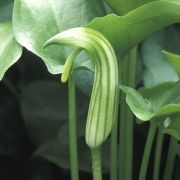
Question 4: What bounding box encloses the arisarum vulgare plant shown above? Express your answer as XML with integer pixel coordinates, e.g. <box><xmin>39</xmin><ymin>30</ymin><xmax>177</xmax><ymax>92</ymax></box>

<box><xmin>44</xmin><ymin>27</ymin><xmax>119</xmax><ymax>180</ymax></box>
<box><xmin>1</xmin><ymin>0</ymin><xmax>180</xmax><ymax>180</ymax></box>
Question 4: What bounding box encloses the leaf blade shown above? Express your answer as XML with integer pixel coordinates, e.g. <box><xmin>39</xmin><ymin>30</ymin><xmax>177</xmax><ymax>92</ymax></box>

<box><xmin>0</xmin><ymin>22</ymin><xmax>22</xmax><ymax>80</ymax></box>
<box><xmin>13</xmin><ymin>0</ymin><xmax>105</xmax><ymax>74</ymax></box>
<box><xmin>88</xmin><ymin>1</ymin><xmax>180</xmax><ymax>58</ymax></box>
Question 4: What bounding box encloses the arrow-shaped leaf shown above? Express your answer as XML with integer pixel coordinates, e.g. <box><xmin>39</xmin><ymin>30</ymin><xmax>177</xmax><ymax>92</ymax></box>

<box><xmin>162</xmin><ymin>115</ymin><xmax>180</xmax><ymax>140</ymax></box>
<box><xmin>104</xmin><ymin>0</ymin><xmax>155</xmax><ymax>15</ymax></box>
<box><xmin>0</xmin><ymin>23</ymin><xmax>22</xmax><ymax>80</ymax></box>
<box><xmin>0</xmin><ymin>1</ymin><xmax>22</xmax><ymax>80</ymax></box>
<box><xmin>88</xmin><ymin>0</ymin><xmax>180</xmax><ymax>59</ymax></box>
<box><xmin>163</xmin><ymin>51</ymin><xmax>180</xmax><ymax>76</ymax></box>
<box><xmin>13</xmin><ymin>0</ymin><xmax>105</xmax><ymax>74</ymax></box>
<box><xmin>120</xmin><ymin>81</ymin><xmax>180</xmax><ymax>121</ymax></box>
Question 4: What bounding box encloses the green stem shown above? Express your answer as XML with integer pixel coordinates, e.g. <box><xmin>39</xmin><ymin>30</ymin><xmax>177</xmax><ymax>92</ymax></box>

<box><xmin>91</xmin><ymin>147</ymin><xmax>102</xmax><ymax>180</ymax></box>
<box><xmin>119</xmin><ymin>92</ymin><xmax>127</xmax><ymax>180</ymax></box>
<box><xmin>119</xmin><ymin>47</ymin><xmax>137</xmax><ymax>180</ymax></box>
<box><xmin>163</xmin><ymin>137</ymin><xmax>178</xmax><ymax>180</ymax></box>
<box><xmin>124</xmin><ymin>47</ymin><xmax>137</xmax><ymax>180</ymax></box>
<box><xmin>110</xmin><ymin>117</ymin><xmax>118</xmax><ymax>180</ymax></box>
<box><xmin>68</xmin><ymin>75</ymin><xmax>79</xmax><ymax>180</ymax></box>
<box><xmin>153</xmin><ymin>128</ymin><xmax>164</xmax><ymax>180</ymax></box>
<box><xmin>138</xmin><ymin>122</ymin><xmax>157</xmax><ymax>180</ymax></box>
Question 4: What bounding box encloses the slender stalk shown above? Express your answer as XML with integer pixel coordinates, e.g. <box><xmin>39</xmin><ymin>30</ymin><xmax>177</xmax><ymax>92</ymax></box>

<box><xmin>44</xmin><ymin>27</ymin><xmax>119</xmax><ymax>180</ymax></box>
<box><xmin>138</xmin><ymin>122</ymin><xmax>157</xmax><ymax>180</ymax></box>
<box><xmin>153</xmin><ymin>128</ymin><xmax>164</xmax><ymax>180</ymax></box>
<box><xmin>119</xmin><ymin>54</ymin><xmax>129</xmax><ymax>179</ymax></box>
<box><xmin>110</xmin><ymin>117</ymin><xmax>118</xmax><ymax>180</ymax></box>
<box><xmin>119</xmin><ymin>47</ymin><xmax>137</xmax><ymax>180</ymax></box>
<box><xmin>124</xmin><ymin>47</ymin><xmax>137</xmax><ymax>180</ymax></box>
<box><xmin>110</xmin><ymin>72</ymin><xmax>120</xmax><ymax>180</ymax></box>
<box><xmin>163</xmin><ymin>137</ymin><xmax>178</xmax><ymax>180</ymax></box>
<box><xmin>91</xmin><ymin>147</ymin><xmax>102</xmax><ymax>180</ymax></box>
<box><xmin>68</xmin><ymin>75</ymin><xmax>79</xmax><ymax>180</ymax></box>
<box><xmin>119</xmin><ymin>92</ymin><xmax>127</xmax><ymax>179</ymax></box>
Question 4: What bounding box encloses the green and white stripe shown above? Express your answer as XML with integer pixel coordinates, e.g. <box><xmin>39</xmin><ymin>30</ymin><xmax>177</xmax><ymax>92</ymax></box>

<box><xmin>44</xmin><ymin>27</ymin><xmax>119</xmax><ymax>148</ymax></box>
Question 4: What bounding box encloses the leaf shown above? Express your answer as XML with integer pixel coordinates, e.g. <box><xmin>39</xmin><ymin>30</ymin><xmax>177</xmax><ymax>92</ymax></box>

<box><xmin>57</xmin><ymin>118</ymin><xmax>86</xmax><ymax>146</ymax></box>
<box><xmin>0</xmin><ymin>0</ymin><xmax>22</xmax><ymax>80</ymax></box>
<box><xmin>13</xmin><ymin>0</ymin><xmax>106</xmax><ymax>74</ymax></box>
<box><xmin>162</xmin><ymin>115</ymin><xmax>180</xmax><ymax>140</ymax></box>
<box><xmin>136</xmin><ymin>83</ymin><xmax>175</xmax><ymax>109</ymax></box>
<box><xmin>0</xmin><ymin>0</ymin><xmax>14</xmax><ymax>22</ymax></box>
<box><xmin>13</xmin><ymin>0</ymin><xmax>180</xmax><ymax>95</ymax></box>
<box><xmin>33</xmin><ymin>137</ymin><xmax>93</xmax><ymax>172</ymax></box>
<box><xmin>105</xmin><ymin>0</ymin><xmax>155</xmax><ymax>15</ymax></box>
<box><xmin>120</xmin><ymin>85</ymin><xmax>154</xmax><ymax>121</ymax></box>
<box><xmin>20</xmin><ymin>80</ymin><xmax>89</xmax><ymax>147</ymax></box>
<box><xmin>162</xmin><ymin>51</ymin><xmax>180</xmax><ymax>76</ymax></box>
<box><xmin>0</xmin><ymin>23</ymin><xmax>22</xmax><ymax>80</ymax></box>
<box><xmin>0</xmin><ymin>86</ymin><xmax>25</xmax><ymax>159</ymax></box>
<box><xmin>142</xmin><ymin>30</ymin><xmax>179</xmax><ymax>87</ymax></box>
<box><xmin>120</xmin><ymin>81</ymin><xmax>180</xmax><ymax>121</ymax></box>
<box><xmin>73</xmin><ymin>52</ymin><xmax>94</xmax><ymax>96</ymax></box>
<box><xmin>104</xmin><ymin>0</ymin><xmax>122</xmax><ymax>14</ymax></box>
<box><xmin>75</xmin><ymin>69</ymin><xmax>94</xmax><ymax>95</ymax></box>
<box><xmin>33</xmin><ymin>133</ymin><xmax>110</xmax><ymax>173</ymax></box>
<box><xmin>88</xmin><ymin>0</ymin><xmax>180</xmax><ymax>59</ymax></box>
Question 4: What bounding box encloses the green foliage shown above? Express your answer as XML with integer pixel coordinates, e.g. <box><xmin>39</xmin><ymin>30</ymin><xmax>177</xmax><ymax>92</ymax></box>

<box><xmin>142</xmin><ymin>30</ymin><xmax>179</xmax><ymax>87</ymax></box>
<box><xmin>20</xmin><ymin>80</ymin><xmax>88</xmax><ymax>146</ymax></box>
<box><xmin>88</xmin><ymin>1</ymin><xmax>180</xmax><ymax>59</ymax></box>
<box><xmin>0</xmin><ymin>0</ymin><xmax>13</xmax><ymax>22</ymax></box>
<box><xmin>120</xmin><ymin>82</ymin><xmax>180</xmax><ymax>140</ymax></box>
<box><xmin>11</xmin><ymin>0</ymin><xmax>180</xmax><ymax>85</ymax></box>
<box><xmin>0</xmin><ymin>85</ymin><xmax>25</xmax><ymax>159</ymax></box>
<box><xmin>33</xmin><ymin>134</ymin><xmax>110</xmax><ymax>173</ymax></box>
<box><xmin>163</xmin><ymin>51</ymin><xmax>180</xmax><ymax>76</ymax></box>
<box><xmin>20</xmin><ymin>80</ymin><xmax>102</xmax><ymax>172</ymax></box>
<box><xmin>0</xmin><ymin>1</ymin><xmax>22</xmax><ymax>80</ymax></box>
<box><xmin>120</xmin><ymin>82</ymin><xmax>180</xmax><ymax>121</ymax></box>
<box><xmin>0</xmin><ymin>0</ymin><xmax>180</xmax><ymax>179</ymax></box>
<box><xmin>20</xmin><ymin>80</ymin><xmax>111</xmax><ymax>173</ymax></box>
<box><xmin>162</xmin><ymin>115</ymin><xmax>180</xmax><ymax>140</ymax></box>
<box><xmin>104</xmin><ymin>0</ymin><xmax>122</xmax><ymax>14</ymax></box>
<box><xmin>13</xmin><ymin>0</ymin><xmax>105</xmax><ymax>75</ymax></box>
<box><xmin>105</xmin><ymin>0</ymin><xmax>155</xmax><ymax>14</ymax></box>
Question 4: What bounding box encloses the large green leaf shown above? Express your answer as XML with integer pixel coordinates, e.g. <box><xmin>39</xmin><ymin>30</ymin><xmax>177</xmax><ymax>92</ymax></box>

<box><xmin>163</xmin><ymin>51</ymin><xmax>180</xmax><ymax>76</ymax></box>
<box><xmin>32</xmin><ymin>125</ymin><xmax>92</xmax><ymax>172</ymax></box>
<box><xmin>105</xmin><ymin>0</ymin><xmax>155</xmax><ymax>15</ymax></box>
<box><xmin>0</xmin><ymin>85</ymin><xmax>25</xmax><ymax>159</ymax></box>
<box><xmin>0</xmin><ymin>1</ymin><xmax>22</xmax><ymax>80</ymax></box>
<box><xmin>0</xmin><ymin>0</ymin><xmax>13</xmax><ymax>22</ymax></box>
<box><xmin>120</xmin><ymin>81</ymin><xmax>180</xmax><ymax>121</ymax></box>
<box><xmin>13</xmin><ymin>0</ymin><xmax>105</xmax><ymax>74</ymax></box>
<box><xmin>0</xmin><ymin>23</ymin><xmax>22</xmax><ymax>80</ymax></box>
<box><xmin>141</xmin><ymin>30</ymin><xmax>179</xmax><ymax>87</ymax></box>
<box><xmin>20</xmin><ymin>80</ymin><xmax>89</xmax><ymax>147</ymax></box>
<box><xmin>162</xmin><ymin>115</ymin><xmax>180</xmax><ymax>140</ymax></box>
<box><xmin>88</xmin><ymin>0</ymin><xmax>180</xmax><ymax>59</ymax></box>
<box><xmin>75</xmin><ymin>69</ymin><xmax>94</xmax><ymax>95</ymax></box>
<box><xmin>33</xmin><ymin>133</ymin><xmax>110</xmax><ymax>173</ymax></box>
<box><xmin>104</xmin><ymin>0</ymin><xmax>122</xmax><ymax>14</ymax></box>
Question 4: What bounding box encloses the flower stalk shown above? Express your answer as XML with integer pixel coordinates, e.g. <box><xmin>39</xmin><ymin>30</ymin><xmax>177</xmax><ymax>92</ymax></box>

<box><xmin>44</xmin><ymin>27</ymin><xmax>119</xmax><ymax>180</ymax></box>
